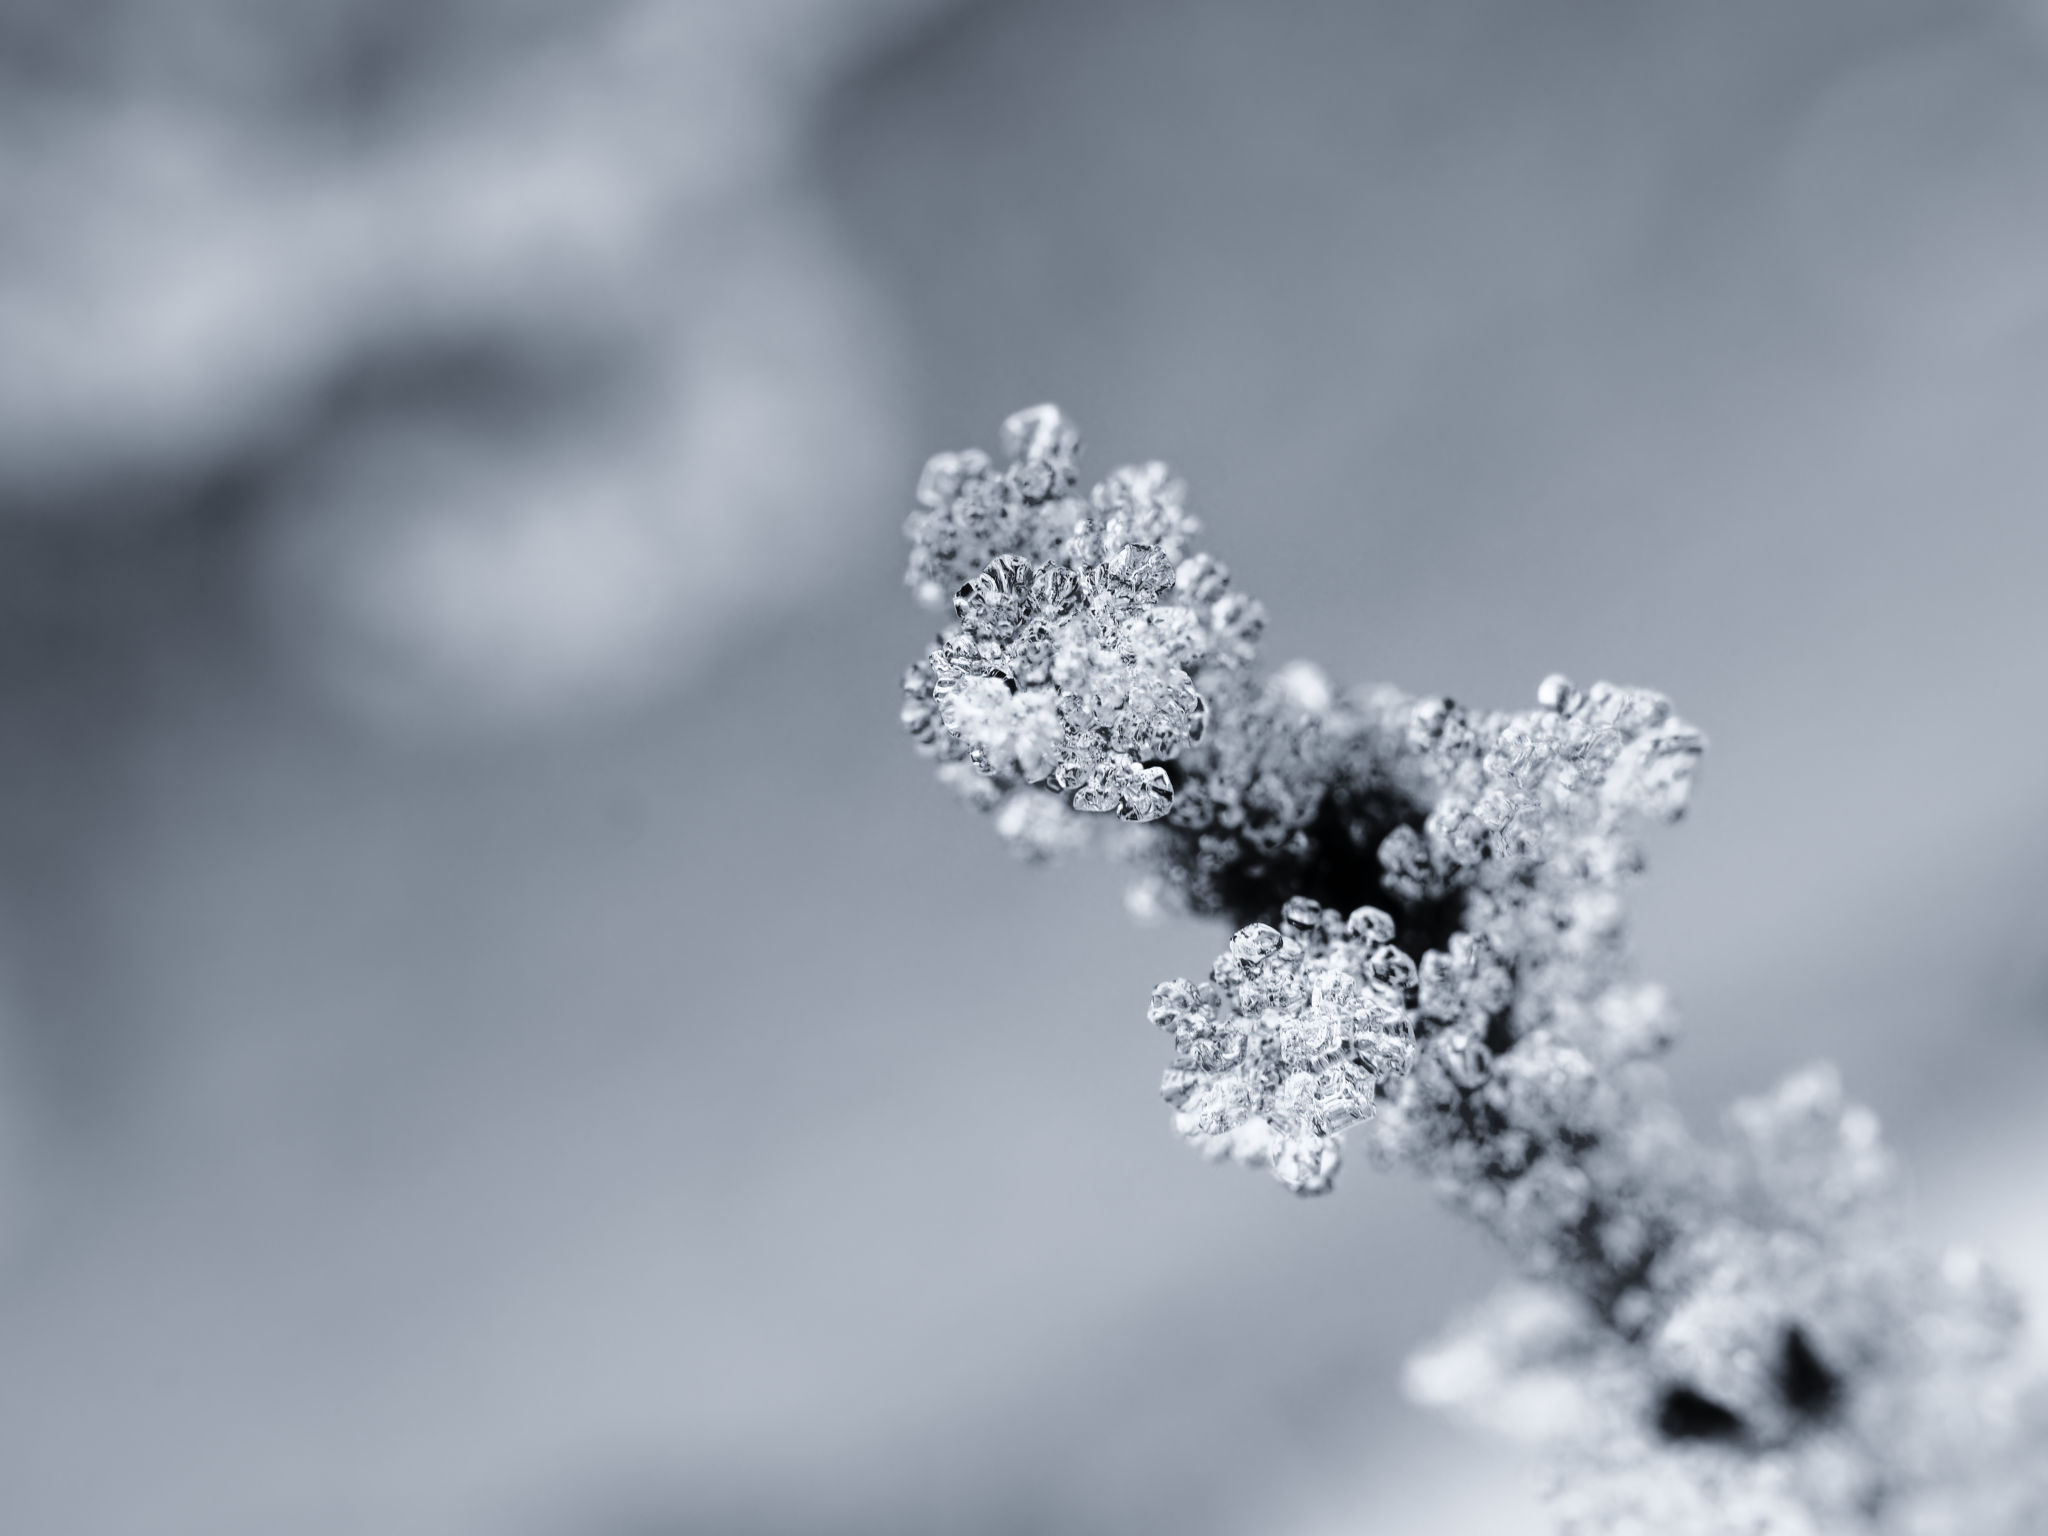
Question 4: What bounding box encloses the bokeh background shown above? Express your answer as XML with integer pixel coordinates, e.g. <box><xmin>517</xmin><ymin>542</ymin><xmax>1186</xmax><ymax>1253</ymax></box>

<box><xmin>2</xmin><ymin>1</ymin><xmax>2047</xmax><ymax>1531</ymax></box>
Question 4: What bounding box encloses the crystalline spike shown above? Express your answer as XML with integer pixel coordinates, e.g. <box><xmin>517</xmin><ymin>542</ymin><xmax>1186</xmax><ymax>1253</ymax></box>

<box><xmin>1148</xmin><ymin>978</ymin><xmax>1205</xmax><ymax>1031</ymax></box>
<box><xmin>1178</xmin><ymin>1072</ymin><xmax>1255</xmax><ymax>1138</ymax></box>
<box><xmin>1272</xmin><ymin>1134</ymin><xmax>1341</xmax><ymax>1195</ymax></box>
<box><xmin>1229</xmin><ymin>923</ymin><xmax>1285</xmax><ymax>969</ymax></box>
<box><xmin>1314</xmin><ymin>1061</ymin><xmax>1376</xmax><ymax>1129</ymax></box>
<box><xmin>1537</xmin><ymin>672</ymin><xmax>1579</xmax><ymax>712</ymax></box>
<box><xmin>1071</xmin><ymin>762</ymin><xmax>1122</xmax><ymax>815</ymax></box>
<box><xmin>1368</xmin><ymin>945</ymin><xmax>1419</xmax><ymax>993</ymax></box>
<box><xmin>953</xmin><ymin>554</ymin><xmax>1036</xmax><ymax>638</ymax></box>
<box><xmin>1271</xmin><ymin>659</ymin><xmax>1333</xmax><ymax>713</ymax></box>
<box><xmin>1177</xmin><ymin>552</ymin><xmax>1231</xmax><ymax>604</ymax></box>
<box><xmin>916</xmin><ymin>448</ymin><xmax>991</xmax><ymax>510</ymax></box>
<box><xmin>1210</xmin><ymin>592</ymin><xmax>1266</xmax><ymax>654</ymax></box>
<box><xmin>1029</xmin><ymin>562</ymin><xmax>1081</xmax><ymax>616</ymax></box>
<box><xmin>1346</xmin><ymin>905</ymin><xmax>1397</xmax><ymax>945</ymax></box>
<box><xmin>1276</xmin><ymin>1007</ymin><xmax>1343</xmax><ymax>1068</ymax></box>
<box><xmin>1104</xmin><ymin>542</ymin><xmax>1177</xmax><ymax>596</ymax></box>
<box><xmin>1000</xmin><ymin>403</ymin><xmax>1078</xmax><ymax>472</ymax></box>
<box><xmin>1378</xmin><ymin>824</ymin><xmax>1437</xmax><ymax>903</ymax></box>
<box><xmin>1440</xmin><ymin>1032</ymin><xmax>1494</xmax><ymax>1091</ymax></box>
<box><xmin>1282</xmin><ymin>895</ymin><xmax>1325</xmax><ymax>931</ymax></box>
<box><xmin>1117</xmin><ymin>763</ymin><xmax>1175</xmax><ymax>823</ymax></box>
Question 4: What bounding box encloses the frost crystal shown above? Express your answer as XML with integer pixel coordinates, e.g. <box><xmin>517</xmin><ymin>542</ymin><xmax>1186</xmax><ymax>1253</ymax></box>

<box><xmin>1153</xmin><ymin>899</ymin><xmax>1415</xmax><ymax>1194</ymax></box>
<box><xmin>902</xmin><ymin>406</ymin><xmax>1255</xmax><ymax>836</ymax></box>
<box><xmin>899</xmin><ymin>409</ymin><xmax>2047</xmax><ymax>1532</ymax></box>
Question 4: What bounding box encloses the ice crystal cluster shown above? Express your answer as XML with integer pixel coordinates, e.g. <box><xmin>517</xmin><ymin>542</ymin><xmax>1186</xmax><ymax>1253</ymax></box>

<box><xmin>899</xmin><ymin>408</ymin><xmax>2048</xmax><ymax>1534</ymax></box>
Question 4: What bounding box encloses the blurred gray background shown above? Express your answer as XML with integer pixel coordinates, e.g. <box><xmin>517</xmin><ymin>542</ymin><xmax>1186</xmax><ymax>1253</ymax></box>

<box><xmin>2</xmin><ymin>1</ymin><xmax>2046</xmax><ymax>1531</ymax></box>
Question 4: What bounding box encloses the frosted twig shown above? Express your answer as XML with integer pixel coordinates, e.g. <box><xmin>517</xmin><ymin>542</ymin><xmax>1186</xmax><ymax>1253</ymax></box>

<box><xmin>900</xmin><ymin>407</ymin><xmax>2046</xmax><ymax>1533</ymax></box>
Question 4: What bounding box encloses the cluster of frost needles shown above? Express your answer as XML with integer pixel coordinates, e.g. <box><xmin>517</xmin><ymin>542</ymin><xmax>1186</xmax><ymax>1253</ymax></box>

<box><xmin>900</xmin><ymin>407</ymin><xmax>2047</xmax><ymax>1534</ymax></box>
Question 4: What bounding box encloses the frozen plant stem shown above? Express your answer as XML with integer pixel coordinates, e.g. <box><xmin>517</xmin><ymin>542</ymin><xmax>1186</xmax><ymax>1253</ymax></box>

<box><xmin>900</xmin><ymin>407</ymin><xmax>2046</xmax><ymax>1534</ymax></box>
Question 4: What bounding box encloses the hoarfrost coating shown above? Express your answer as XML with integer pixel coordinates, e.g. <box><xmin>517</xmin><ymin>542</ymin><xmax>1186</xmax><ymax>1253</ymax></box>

<box><xmin>900</xmin><ymin>407</ymin><xmax>2048</xmax><ymax>1533</ymax></box>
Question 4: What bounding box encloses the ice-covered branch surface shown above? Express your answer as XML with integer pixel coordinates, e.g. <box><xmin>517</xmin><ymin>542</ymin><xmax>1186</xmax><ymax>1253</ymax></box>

<box><xmin>900</xmin><ymin>407</ymin><xmax>2047</xmax><ymax>1533</ymax></box>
